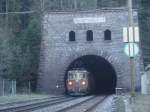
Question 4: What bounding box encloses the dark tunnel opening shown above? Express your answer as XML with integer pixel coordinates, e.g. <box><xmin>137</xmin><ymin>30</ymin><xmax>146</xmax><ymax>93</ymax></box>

<box><xmin>65</xmin><ymin>55</ymin><xmax>117</xmax><ymax>95</ymax></box>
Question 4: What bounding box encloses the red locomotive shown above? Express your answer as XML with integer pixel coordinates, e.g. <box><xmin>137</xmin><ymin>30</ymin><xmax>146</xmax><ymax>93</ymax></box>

<box><xmin>66</xmin><ymin>68</ymin><xmax>92</xmax><ymax>96</ymax></box>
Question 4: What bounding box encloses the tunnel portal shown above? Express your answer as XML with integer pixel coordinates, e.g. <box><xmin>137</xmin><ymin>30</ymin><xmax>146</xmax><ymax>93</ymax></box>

<box><xmin>65</xmin><ymin>55</ymin><xmax>117</xmax><ymax>94</ymax></box>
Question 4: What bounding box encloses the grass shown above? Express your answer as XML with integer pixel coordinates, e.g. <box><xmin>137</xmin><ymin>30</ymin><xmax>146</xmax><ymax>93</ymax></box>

<box><xmin>0</xmin><ymin>94</ymin><xmax>50</xmax><ymax>104</ymax></box>
<box><xmin>131</xmin><ymin>94</ymin><xmax>150</xmax><ymax>112</ymax></box>
<box><xmin>114</xmin><ymin>96</ymin><xmax>126</xmax><ymax>112</ymax></box>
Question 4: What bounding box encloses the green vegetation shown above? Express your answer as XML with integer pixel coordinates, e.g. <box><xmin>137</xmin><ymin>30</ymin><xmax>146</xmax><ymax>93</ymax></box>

<box><xmin>0</xmin><ymin>0</ymin><xmax>42</xmax><ymax>92</ymax></box>
<box><xmin>44</xmin><ymin>0</ymin><xmax>137</xmax><ymax>11</ymax></box>
<box><xmin>131</xmin><ymin>94</ymin><xmax>150</xmax><ymax>112</ymax></box>
<box><xmin>0</xmin><ymin>94</ymin><xmax>50</xmax><ymax>104</ymax></box>
<box><xmin>139</xmin><ymin>0</ymin><xmax>150</xmax><ymax>66</ymax></box>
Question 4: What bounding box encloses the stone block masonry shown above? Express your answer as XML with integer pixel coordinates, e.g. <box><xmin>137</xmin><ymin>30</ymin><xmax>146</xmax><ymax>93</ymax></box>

<box><xmin>38</xmin><ymin>9</ymin><xmax>141</xmax><ymax>94</ymax></box>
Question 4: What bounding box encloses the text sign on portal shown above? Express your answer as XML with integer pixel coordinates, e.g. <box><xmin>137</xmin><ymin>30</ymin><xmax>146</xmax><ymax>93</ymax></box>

<box><xmin>73</xmin><ymin>17</ymin><xmax>106</xmax><ymax>24</ymax></box>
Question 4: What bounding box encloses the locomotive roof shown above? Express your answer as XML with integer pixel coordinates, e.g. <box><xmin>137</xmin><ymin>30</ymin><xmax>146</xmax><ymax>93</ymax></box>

<box><xmin>68</xmin><ymin>69</ymin><xmax>89</xmax><ymax>73</ymax></box>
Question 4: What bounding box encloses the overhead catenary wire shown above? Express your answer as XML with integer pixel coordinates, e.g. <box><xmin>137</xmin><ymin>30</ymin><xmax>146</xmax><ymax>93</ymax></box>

<box><xmin>0</xmin><ymin>11</ymin><xmax>35</xmax><ymax>15</ymax></box>
<box><xmin>0</xmin><ymin>0</ymin><xmax>42</xmax><ymax>15</ymax></box>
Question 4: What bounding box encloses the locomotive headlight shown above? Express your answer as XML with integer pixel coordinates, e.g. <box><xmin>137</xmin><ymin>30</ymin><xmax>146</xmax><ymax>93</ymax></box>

<box><xmin>81</xmin><ymin>81</ymin><xmax>86</xmax><ymax>85</ymax></box>
<box><xmin>68</xmin><ymin>81</ymin><xmax>73</xmax><ymax>85</ymax></box>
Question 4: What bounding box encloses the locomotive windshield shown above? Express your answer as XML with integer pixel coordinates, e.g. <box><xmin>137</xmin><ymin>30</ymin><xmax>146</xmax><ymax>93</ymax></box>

<box><xmin>67</xmin><ymin>70</ymin><xmax>88</xmax><ymax>80</ymax></box>
<box><xmin>68</xmin><ymin>72</ymin><xmax>74</xmax><ymax>79</ymax></box>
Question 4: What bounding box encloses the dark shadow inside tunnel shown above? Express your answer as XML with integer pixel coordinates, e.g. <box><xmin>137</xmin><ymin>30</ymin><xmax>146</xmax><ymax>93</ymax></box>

<box><xmin>65</xmin><ymin>55</ymin><xmax>117</xmax><ymax>95</ymax></box>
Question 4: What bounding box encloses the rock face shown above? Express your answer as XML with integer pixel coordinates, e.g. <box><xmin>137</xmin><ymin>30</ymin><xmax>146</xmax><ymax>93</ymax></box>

<box><xmin>141</xmin><ymin>65</ymin><xmax>150</xmax><ymax>94</ymax></box>
<box><xmin>38</xmin><ymin>9</ymin><xmax>141</xmax><ymax>94</ymax></box>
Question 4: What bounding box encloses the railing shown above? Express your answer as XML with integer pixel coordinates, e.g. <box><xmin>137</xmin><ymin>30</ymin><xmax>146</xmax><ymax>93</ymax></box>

<box><xmin>0</xmin><ymin>79</ymin><xmax>16</xmax><ymax>96</ymax></box>
<box><xmin>115</xmin><ymin>88</ymin><xmax>127</xmax><ymax>95</ymax></box>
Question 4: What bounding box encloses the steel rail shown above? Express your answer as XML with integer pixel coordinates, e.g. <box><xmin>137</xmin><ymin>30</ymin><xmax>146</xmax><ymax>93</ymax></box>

<box><xmin>84</xmin><ymin>96</ymin><xmax>107</xmax><ymax>112</ymax></box>
<box><xmin>0</xmin><ymin>95</ymin><xmax>65</xmax><ymax>107</ymax></box>
<box><xmin>55</xmin><ymin>96</ymin><xmax>95</xmax><ymax>112</ymax></box>
<box><xmin>0</xmin><ymin>96</ymin><xmax>75</xmax><ymax>112</ymax></box>
<box><xmin>55</xmin><ymin>96</ymin><xmax>107</xmax><ymax>112</ymax></box>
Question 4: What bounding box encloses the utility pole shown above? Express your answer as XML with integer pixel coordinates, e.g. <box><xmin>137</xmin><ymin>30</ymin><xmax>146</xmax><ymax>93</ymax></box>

<box><xmin>128</xmin><ymin>0</ymin><xmax>133</xmax><ymax>25</ymax></box>
<box><xmin>60</xmin><ymin>0</ymin><xmax>63</xmax><ymax>10</ymax></box>
<box><xmin>41</xmin><ymin>0</ymin><xmax>44</xmax><ymax>12</ymax></box>
<box><xmin>128</xmin><ymin>0</ymin><xmax>135</xmax><ymax>97</ymax></box>
<box><xmin>74</xmin><ymin>0</ymin><xmax>77</xmax><ymax>10</ymax></box>
<box><xmin>5</xmin><ymin>0</ymin><xmax>9</xmax><ymax>31</ymax></box>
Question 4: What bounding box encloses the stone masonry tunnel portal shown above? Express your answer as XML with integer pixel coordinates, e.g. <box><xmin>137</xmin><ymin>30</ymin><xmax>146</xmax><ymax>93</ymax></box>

<box><xmin>65</xmin><ymin>55</ymin><xmax>117</xmax><ymax>95</ymax></box>
<box><xmin>38</xmin><ymin>10</ymin><xmax>140</xmax><ymax>95</ymax></box>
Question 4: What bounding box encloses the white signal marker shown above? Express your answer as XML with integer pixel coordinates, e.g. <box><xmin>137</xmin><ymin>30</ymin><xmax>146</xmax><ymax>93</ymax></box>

<box><xmin>123</xmin><ymin>27</ymin><xmax>128</xmax><ymax>42</ymax></box>
<box><xmin>134</xmin><ymin>27</ymin><xmax>140</xmax><ymax>42</ymax></box>
<box><xmin>129</xmin><ymin>27</ymin><xmax>134</xmax><ymax>42</ymax></box>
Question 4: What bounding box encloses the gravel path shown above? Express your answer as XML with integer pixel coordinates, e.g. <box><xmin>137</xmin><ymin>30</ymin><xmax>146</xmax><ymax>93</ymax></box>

<box><xmin>91</xmin><ymin>95</ymin><xmax>114</xmax><ymax>112</ymax></box>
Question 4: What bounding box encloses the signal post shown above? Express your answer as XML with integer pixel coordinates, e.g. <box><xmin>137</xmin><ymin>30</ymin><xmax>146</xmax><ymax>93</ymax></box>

<box><xmin>123</xmin><ymin>0</ymin><xmax>140</xmax><ymax>98</ymax></box>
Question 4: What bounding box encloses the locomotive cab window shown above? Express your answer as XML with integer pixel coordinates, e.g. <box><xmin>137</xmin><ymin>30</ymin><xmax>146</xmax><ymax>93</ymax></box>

<box><xmin>82</xmin><ymin>72</ymin><xmax>86</xmax><ymax>78</ymax></box>
<box><xmin>68</xmin><ymin>72</ymin><xmax>74</xmax><ymax>79</ymax></box>
<box><xmin>78</xmin><ymin>73</ymin><xmax>83</xmax><ymax>79</ymax></box>
<box><xmin>82</xmin><ymin>73</ymin><xmax>86</xmax><ymax>78</ymax></box>
<box><xmin>69</xmin><ymin>31</ymin><xmax>75</xmax><ymax>41</ymax></box>
<box><xmin>86</xmin><ymin>30</ymin><xmax>93</xmax><ymax>41</ymax></box>
<box><xmin>74</xmin><ymin>75</ymin><xmax>78</xmax><ymax>79</ymax></box>
<box><xmin>104</xmin><ymin>29</ymin><xmax>111</xmax><ymax>40</ymax></box>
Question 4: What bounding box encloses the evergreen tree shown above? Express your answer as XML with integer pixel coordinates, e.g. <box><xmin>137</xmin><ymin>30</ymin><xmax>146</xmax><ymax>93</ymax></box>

<box><xmin>0</xmin><ymin>0</ymin><xmax>41</xmax><ymax>92</ymax></box>
<box><xmin>139</xmin><ymin>0</ymin><xmax>150</xmax><ymax>66</ymax></box>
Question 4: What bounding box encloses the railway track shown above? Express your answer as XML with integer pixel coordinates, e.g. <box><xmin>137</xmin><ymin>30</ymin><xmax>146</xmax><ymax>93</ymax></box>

<box><xmin>84</xmin><ymin>96</ymin><xmax>107</xmax><ymax>112</ymax></box>
<box><xmin>55</xmin><ymin>96</ymin><xmax>107</xmax><ymax>112</ymax></box>
<box><xmin>0</xmin><ymin>96</ymin><xmax>75</xmax><ymax>112</ymax></box>
<box><xmin>0</xmin><ymin>95</ymin><xmax>108</xmax><ymax>112</ymax></box>
<box><xmin>0</xmin><ymin>95</ymin><xmax>64</xmax><ymax>107</ymax></box>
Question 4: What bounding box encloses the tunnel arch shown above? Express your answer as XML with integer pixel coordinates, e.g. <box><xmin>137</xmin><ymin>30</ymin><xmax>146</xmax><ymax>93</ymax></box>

<box><xmin>57</xmin><ymin>49</ymin><xmax>123</xmax><ymax>95</ymax></box>
<box><xmin>64</xmin><ymin>55</ymin><xmax>117</xmax><ymax>94</ymax></box>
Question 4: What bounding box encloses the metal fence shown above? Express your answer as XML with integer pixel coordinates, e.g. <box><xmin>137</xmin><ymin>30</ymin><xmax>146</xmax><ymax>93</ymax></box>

<box><xmin>17</xmin><ymin>81</ymin><xmax>32</xmax><ymax>94</ymax></box>
<box><xmin>0</xmin><ymin>79</ymin><xmax>16</xmax><ymax>96</ymax></box>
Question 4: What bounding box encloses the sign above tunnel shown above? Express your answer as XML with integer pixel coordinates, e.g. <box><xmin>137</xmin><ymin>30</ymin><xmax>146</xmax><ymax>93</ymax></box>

<box><xmin>73</xmin><ymin>17</ymin><xmax>106</xmax><ymax>24</ymax></box>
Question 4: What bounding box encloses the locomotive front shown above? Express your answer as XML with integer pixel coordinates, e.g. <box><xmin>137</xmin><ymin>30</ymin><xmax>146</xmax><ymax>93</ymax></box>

<box><xmin>66</xmin><ymin>69</ymin><xmax>90</xmax><ymax>96</ymax></box>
